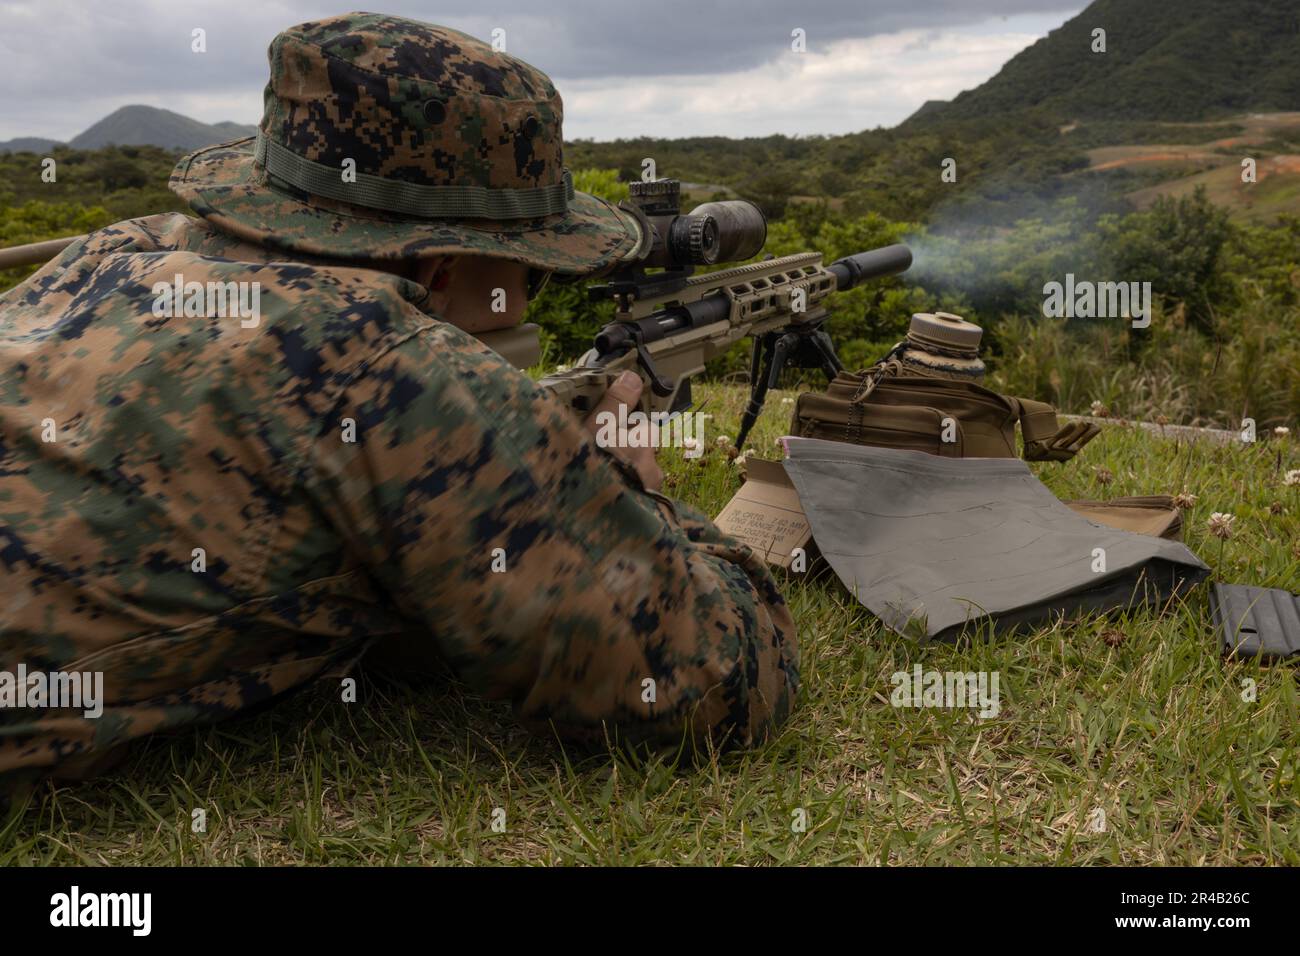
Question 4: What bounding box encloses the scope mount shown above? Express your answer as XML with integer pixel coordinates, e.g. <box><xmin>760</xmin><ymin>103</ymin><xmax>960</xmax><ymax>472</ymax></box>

<box><xmin>587</xmin><ymin>178</ymin><xmax>699</xmax><ymax>312</ymax></box>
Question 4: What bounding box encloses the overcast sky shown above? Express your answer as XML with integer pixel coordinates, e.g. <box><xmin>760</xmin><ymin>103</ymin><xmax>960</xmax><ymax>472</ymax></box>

<box><xmin>0</xmin><ymin>0</ymin><xmax>1084</xmax><ymax>142</ymax></box>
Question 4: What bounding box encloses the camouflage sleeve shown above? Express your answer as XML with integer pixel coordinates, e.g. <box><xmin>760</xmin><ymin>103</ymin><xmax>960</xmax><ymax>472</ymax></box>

<box><xmin>309</xmin><ymin>322</ymin><xmax>798</xmax><ymax>749</ymax></box>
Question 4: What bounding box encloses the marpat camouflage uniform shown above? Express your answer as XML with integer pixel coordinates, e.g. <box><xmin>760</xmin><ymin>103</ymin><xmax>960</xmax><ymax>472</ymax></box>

<box><xmin>0</xmin><ymin>13</ymin><xmax>797</xmax><ymax>785</ymax></box>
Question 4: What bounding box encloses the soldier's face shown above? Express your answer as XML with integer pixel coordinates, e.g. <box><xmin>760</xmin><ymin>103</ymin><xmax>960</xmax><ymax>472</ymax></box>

<box><xmin>418</xmin><ymin>256</ymin><xmax>530</xmax><ymax>334</ymax></box>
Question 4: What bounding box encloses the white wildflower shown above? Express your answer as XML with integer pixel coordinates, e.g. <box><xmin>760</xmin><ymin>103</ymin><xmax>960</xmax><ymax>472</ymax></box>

<box><xmin>1207</xmin><ymin>512</ymin><xmax>1235</xmax><ymax>540</ymax></box>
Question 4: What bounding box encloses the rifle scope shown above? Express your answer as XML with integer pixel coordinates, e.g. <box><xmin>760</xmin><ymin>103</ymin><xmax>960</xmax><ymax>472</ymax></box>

<box><xmin>625</xmin><ymin>180</ymin><xmax>766</xmax><ymax>268</ymax></box>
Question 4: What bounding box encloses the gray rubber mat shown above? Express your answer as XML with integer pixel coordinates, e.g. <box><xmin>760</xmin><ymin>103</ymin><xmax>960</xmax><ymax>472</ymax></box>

<box><xmin>781</xmin><ymin>438</ymin><xmax>1210</xmax><ymax>642</ymax></box>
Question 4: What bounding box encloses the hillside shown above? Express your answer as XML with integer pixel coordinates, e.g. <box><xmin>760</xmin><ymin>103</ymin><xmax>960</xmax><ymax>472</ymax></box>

<box><xmin>1078</xmin><ymin>112</ymin><xmax>1300</xmax><ymax>224</ymax></box>
<box><xmin>919</xmin><ymin>0</ymin><xmax>1300</xmax><ymax>123</ymax></box>
<box><xmin>67</xmin><ymin>105</ymin><xmax>256</xmax><ymax>151</ymax></box>
<box><xmin>0</xmin><ymin>137</ymin><xmax>61</xmax><ymax>154</ymax></box>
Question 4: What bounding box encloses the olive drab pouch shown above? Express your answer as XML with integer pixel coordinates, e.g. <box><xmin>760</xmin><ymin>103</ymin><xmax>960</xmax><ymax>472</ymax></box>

<box><xmin>790</xmin><ymin>312</ymin><xmax>1099</xmax><ymax>463</ymax></box>
<box><xmin>791</xmin><ymin>363</ymin><xmax>1099</xmax><ymax>462</ymax></box>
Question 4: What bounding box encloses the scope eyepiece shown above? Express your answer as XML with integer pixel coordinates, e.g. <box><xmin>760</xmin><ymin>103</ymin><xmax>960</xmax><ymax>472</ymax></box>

<box><xmin>667</xmin><ymin>214</ymin><xmax>719</xmax><ymax>265</ymax></box>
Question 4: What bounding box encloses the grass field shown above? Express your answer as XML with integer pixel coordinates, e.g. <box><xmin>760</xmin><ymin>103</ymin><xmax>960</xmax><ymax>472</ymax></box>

<box><xmin>3</xmin><ymin>383</ymin><xmax>1297</xmax><ymax>865</ymax></box>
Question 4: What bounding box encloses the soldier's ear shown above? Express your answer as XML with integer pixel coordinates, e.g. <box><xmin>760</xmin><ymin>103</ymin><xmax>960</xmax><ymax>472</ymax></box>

<box><xmin>414</xmin><ymin>254</ymin><xmax>455</xmax><ymax>290</ymax></box>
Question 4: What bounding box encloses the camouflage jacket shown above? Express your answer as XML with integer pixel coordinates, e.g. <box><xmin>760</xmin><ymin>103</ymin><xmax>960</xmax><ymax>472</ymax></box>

<box><xmin>0</xmin><ymin>213</ymin><xmax>797</xmax><ymax>781</ymax></box>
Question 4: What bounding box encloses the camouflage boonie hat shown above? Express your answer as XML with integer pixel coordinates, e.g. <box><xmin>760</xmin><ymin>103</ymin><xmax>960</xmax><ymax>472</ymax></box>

<box><xmin>170</xmin><ymin>11</ymin><xmax>648</xmax><ymax>275</ymax></box>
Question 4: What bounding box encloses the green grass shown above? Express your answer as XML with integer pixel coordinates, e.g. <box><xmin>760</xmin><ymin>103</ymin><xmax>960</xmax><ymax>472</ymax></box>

<box><xmin>3</xmin><ymin>384</ymin><xmax>1297</xmax><ymax>865</ymax></box>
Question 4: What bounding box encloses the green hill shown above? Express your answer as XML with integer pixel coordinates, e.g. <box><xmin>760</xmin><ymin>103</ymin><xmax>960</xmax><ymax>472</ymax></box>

<box><xmin>919</xmin><ymin>0</ymin><xmax>1300</xmax><ymax>123</ymax></box>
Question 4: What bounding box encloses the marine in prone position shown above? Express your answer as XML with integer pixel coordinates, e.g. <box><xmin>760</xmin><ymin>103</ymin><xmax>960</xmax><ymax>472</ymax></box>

<box><xmin>0</xmin><ymin>12</ymin><xmax>798</xmax><ymax>788</ymax></box>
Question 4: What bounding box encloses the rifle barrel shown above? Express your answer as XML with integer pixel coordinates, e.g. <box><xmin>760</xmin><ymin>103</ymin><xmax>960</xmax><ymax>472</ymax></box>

<box><xmin>0</xmin><ymin>235</ymin><xmax>86</xmax><ymax>270</ymax></box>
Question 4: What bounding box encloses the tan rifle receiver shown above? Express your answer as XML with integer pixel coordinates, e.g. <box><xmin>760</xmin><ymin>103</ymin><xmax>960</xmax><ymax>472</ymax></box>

<box><xmin>532</xmin><ymin>242</ymin><xmax>912</xmax><ymax>446</ymax></box>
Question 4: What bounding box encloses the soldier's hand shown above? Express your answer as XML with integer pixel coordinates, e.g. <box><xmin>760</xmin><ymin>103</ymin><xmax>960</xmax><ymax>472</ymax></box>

<box><xmin>584</xmin><ymin>370</ymin><xmax>664</xmax><ymax>493</ymax></box>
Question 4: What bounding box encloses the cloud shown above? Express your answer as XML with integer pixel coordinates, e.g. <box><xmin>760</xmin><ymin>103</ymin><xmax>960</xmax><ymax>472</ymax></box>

<box><xmin>0</xmin><ymin>0</ymin><xmax>1083</xmax><ymax>140</ymax></box>
<box><xmin>557</xmin><ymin>25</ymin><xmax>1054</xmax><ymax>139</ymax></box>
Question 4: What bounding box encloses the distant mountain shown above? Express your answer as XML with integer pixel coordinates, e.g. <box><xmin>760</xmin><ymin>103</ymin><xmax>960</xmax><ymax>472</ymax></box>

<box><xmin>0</xmin><ymin>136</ymin><xmax>61</xmax><ymax>154</ymax></box>
<box><xmin>0</xmin><ymin>105</ymin><xmax>256</xmax><ymax>154</ymax></box>
<box><xmin>209</xmin><ymin>121</ymin><xmax>260</xmax><ymax>139</ymax></box>
<box><xmin>915</xmin><ymin>0</ymin><xmax>1300</xmax><ymax>123</ymax></box>
<box><xmin>67</xmin><ymin>105</ymin><xmax>256</xmax><ymax>151</ymax></box>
